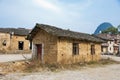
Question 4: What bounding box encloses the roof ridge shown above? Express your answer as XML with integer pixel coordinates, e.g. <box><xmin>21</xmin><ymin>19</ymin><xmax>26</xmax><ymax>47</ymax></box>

<box><xmin>36</xmin><ymin>23</ymin><xmax>90</xmax><ymax>35</ymax></box>
<box><xmin>28</xmin><ymin>23</ymin><xmax>104</xmax><ymax>43</ymax></box>
<box><xmin>0</xmin><ymin>27</ymin><xmax>30</xmax><ymax>36</ymax></box>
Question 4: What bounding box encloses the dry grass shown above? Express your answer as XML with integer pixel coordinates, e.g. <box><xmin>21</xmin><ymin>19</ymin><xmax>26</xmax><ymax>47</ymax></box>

<box><xmin>0</xmin><ymin>58</ymin><xmax>119</xmax><ymax>74</ymax></box>
<box><xmin>23</xmin><ymin>58</ymin><xmax>120</xmax><ymax>72</ymax></box>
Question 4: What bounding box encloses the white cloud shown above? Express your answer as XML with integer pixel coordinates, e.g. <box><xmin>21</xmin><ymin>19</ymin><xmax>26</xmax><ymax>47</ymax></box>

<box><xmin>33</xmin><ymin>0</ymin><xmax>61</xmax><ymax>13</ymax></box>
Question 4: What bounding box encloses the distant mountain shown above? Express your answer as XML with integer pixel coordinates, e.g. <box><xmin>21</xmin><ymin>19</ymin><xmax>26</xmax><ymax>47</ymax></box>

<box><xmin>94</xmin><ymin>22</ymin><xmax>113</xmax><ymax>34</ymax></box>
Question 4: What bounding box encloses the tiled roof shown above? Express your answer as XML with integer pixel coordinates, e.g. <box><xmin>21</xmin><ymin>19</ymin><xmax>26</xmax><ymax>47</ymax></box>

<box><xmin>0</xmin><ymin>28</ymin><xmax>30</xmax><ymax>36</ymax></box>
<box><xmin>96</xmin><ymin>33</ymin><xmax>120</xmax><ymax>41</ymax></box>
<box><xmin>28</xmin><ymin>23</ymin><xmax>104</xmax><ymax>43</ymax></box>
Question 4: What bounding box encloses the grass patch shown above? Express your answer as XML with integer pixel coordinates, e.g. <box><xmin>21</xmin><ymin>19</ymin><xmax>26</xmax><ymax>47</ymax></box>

<box><xmin>23</xmin><ymin>58</ymin><xmax>120</xmax><ymax>72</ymax></box>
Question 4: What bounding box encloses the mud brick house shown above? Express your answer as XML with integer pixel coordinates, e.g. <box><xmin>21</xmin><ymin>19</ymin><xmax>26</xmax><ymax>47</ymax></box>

<box><xmin>95</xmin><ymin>33</ymin><xmax>120</xmax><ymax>55</ymax></box>
<box><xmin>28</xmin><ymin>23</ymin><xmax>104</xmax><ymax>64</ymax></box>
<box><xmin>0</xmin><ymin>28</ymin><xmax>31</xmax><ymax>53</ymax></box>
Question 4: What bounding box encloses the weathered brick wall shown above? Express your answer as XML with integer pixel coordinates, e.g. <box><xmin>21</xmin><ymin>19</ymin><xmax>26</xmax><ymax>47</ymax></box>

<box><xmin>57</xmin><ymin>38</ymin><xmax>101</xmax><ymax>64</ymax></box>
<box><xmin>32</xmin><ymin>29</ymin><xmax>58</xmax><ymax>64</ymax></box>
<box><xmin>0</xmin><ymin>32</ymin><xmax>10</xmax><ymax>52</ymax></box>
<box><xmin>32</xmin><ymin>30</ymin><xmax>101</xmax><ymax>64</ymax></box>
<box><xmin>57</xmin><ymin>38</ymin><xmax>72</xmax><ymax>64</ymax></box>
<box><xmin>11</xmin><ymin>35</ymin><xmax>30</xmax><ymax>50</ymax></box>
<box><xmin>0</xmin><ymin>32</ymin><xmax>30</xmax><ymax>54</ymax></box>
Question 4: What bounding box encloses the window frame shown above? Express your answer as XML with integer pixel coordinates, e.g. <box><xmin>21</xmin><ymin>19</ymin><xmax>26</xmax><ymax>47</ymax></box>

<box><xmin>72</xmin><ymin>43</ymin><xmax>79</xmax><ymax>55</ymax></box>
<box><xmin>91</xmin><ymin>44</ymin><xmax>95</xmax><ymax>55</ymax></box>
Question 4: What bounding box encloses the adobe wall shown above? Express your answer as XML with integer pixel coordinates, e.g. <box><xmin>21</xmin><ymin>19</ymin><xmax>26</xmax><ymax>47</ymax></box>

<box><xmin>57</xmin><ymin>38</ymin><xmax>72</xmax><ymax>64</ymax></box>
<box><xmin>0</xmin><ymin>32</ymin><xmax>10</xmax><ymax>52</ymax></box>
<box><xmin>32</xmin><ymin>29</ymin><xmax>58</xmax><ymax>64</ymax></box>
<box><xmin>0</xmin><ymin>32</ymin><xmax>31</xmax><ymax>54</ymax></box>
<box><xmin>11</xmin><ymin>35</ymin><xmax>30</xmax><ymax>50</ymax></box>
<box><xmin>57</xmin><ymin>38</ymin><xmax>101</xmax><ymax>64</ymax></box>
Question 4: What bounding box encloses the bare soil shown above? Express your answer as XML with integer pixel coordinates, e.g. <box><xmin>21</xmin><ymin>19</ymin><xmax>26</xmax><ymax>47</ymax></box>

<box><xmin>0</xmin><ymin>55</ymin><xmax>120</xmax><ymax>80</ymax></box>
<box><xmin>0</xmin><ymin>64</ymin><xmax>120</xmax><ymax>80</ymax></box>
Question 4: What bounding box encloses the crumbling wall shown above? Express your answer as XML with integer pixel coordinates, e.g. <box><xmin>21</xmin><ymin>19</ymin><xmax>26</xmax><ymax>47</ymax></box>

<box><xmin>0</xmin><ymin>32</ymin><xmax>31</xmax><ymax>54</ymax></box>
<box><xmin>11</xmin><ymin>35</ymin><xmax>30</xmax><ymax>50</ymax></box>
<box><xmin>0</xmin><ymin>32</ymin><xmax>10</xmax><ymax>53</ymax></box>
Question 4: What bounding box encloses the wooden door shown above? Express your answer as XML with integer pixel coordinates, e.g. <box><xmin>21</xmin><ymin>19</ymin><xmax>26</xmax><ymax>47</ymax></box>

<box><xmin>36</xmin><ymin>44</ymin><xmax>42</xmax><ymax>60</ymax></box>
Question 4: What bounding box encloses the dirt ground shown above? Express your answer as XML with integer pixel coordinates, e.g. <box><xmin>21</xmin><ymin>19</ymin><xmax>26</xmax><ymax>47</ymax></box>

<box><xmin>0</xmin><ymin>64</ymin><xmax>120</xmax><ymax>80</ymax></box>
<box><xmin>101</xmin><ymin>55</ymin><xmax>120</xmax><ymax>62</ymax></box>
<box><xmin>0</xmin><ymin>55</ymin><xmax>120</xmax><ymax>80</ymax></box>
<box><xmin>0</xmin><ymin>54</ymin><xmax>31</xmax><ymax>63</ymax></box>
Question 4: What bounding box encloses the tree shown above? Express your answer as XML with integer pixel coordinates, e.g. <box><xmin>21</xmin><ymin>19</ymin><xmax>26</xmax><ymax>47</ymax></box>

<box><xmin>102</xmin><ymin>27</ymin><xmax>118</xmax><ymax>34</ymax></box>
<box><xmin>117</xmin><ymin>25</ymin><xmax>120</xmax><ymax>32</ymax></box>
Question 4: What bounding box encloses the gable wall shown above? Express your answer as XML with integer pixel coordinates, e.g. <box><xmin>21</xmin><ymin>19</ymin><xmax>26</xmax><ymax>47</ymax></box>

<box><xmin>0</xmin><ymin>32</ymin><xmax>30</xmax><ymax>54</ymax></box>
<box><xmin>10</xmin><ymin>35</ymin><xmax>30</xmax><ymax>50</ymax></box>
<box><xmin>0</xmin><ymin>32</ymin><xmax>10</xmax><ymax>52</ymax></box>
<box><xmin>32</xmin><ymin>29</ymin><xmax>58</xmax><ymax>64</ymax></box>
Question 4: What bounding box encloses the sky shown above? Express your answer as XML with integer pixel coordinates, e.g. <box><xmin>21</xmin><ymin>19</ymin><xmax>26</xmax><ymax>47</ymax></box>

<box><xmin>0</xmin><ymin>0</ymin><xmax>120</xmax><ymax>34</ymax></box>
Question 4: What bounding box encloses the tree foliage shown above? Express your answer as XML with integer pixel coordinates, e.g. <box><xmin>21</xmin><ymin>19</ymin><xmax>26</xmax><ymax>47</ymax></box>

<box><xmin>118</xmin><ymin>25</ymin><xmax>120</xmax><ymax>32</ymax></box>
<box><xmin>102</xmin><ymin>27</ymin><xmax>118</xmax><ymax>34</ymax></box>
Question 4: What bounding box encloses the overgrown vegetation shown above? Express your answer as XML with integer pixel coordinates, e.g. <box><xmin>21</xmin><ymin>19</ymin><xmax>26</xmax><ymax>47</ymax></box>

<box><xmin>0</xmin><ymin>58</ymin><xmax>119</xmax><ymax>74</ymax></box>
<box><xmin>24</xmin><ymin>58</ymin><xmax>120</xmax><ymax>72</ymax></box>
<box><xmin>102</xmin><ymin>27</ymin><xmax>118</xmax><ymax>34</ymax></box>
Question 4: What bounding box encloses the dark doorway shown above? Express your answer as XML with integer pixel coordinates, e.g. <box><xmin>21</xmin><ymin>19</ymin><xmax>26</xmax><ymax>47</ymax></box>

<box><xmin>36</xmin><ymin>44</ymin><xmax>42</xmax><ymax>60</ymax></box>
<box><xmin>30</xmin><ymin>40</ymin><xmax>32</xmax><ymax>50</ymax></box>
<box><xmin>18</xmin><ymin>41</ymin><xmax>24</xmax><ymax>50</ymax></box>
<box><xmin>91</xmin><ymin>44</ymin><xmax>95</xmax><ymax>55</ymax></box>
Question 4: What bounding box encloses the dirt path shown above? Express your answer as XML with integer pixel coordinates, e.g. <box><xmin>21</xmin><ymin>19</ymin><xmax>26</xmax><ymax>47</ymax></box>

<box><xmin>101</xmin><ymin>55</ymin><xmax>120</xmax><ymax>62</ymax></box>
<box><xmin>0</xmin><ymin>54</ymin><xmax>31</xmax><ymax>63</ymax></box>
<box><xmin>1</xmin><ymin>64</ymin><xmax>120</xmax><ymax>80</ymax></box>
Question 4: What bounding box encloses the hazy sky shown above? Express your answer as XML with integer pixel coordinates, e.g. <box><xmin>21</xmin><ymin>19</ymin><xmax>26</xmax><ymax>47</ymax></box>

<box><xmin>0</xmin><ymin>0</ymin><xmax>120</xmax><ymax>34</ymax></box>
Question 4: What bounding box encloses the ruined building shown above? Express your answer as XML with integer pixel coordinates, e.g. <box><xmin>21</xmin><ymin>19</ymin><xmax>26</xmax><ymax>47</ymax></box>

<box><xmin>0</xmin><ymin>28</ymin><xmax>31</xmax><ymax>54</ymax></box>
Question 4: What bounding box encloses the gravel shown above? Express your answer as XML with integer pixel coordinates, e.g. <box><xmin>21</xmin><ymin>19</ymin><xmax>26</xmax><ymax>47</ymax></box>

<box><xmin>1</xmin><ymin>64</ymin><xmax>120</xmax><ymax>80</ymax></box>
